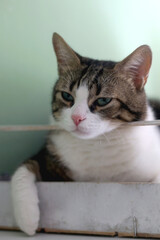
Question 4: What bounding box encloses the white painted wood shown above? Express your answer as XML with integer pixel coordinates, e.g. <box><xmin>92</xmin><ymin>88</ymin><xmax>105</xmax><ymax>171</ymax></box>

<box><xmin>0</xmin><ymin>182</ymin><xmax>17</xmax><ymax>228</ymax></box>
<box><xmin>38</xmin><ymin>182</ymin><xmax>160</xmax><ymax>236</ymax></box>
<box><xmin>0</xmin><ymin>182</ymin><xmax>160</xmax><ymax>237</ymax></box>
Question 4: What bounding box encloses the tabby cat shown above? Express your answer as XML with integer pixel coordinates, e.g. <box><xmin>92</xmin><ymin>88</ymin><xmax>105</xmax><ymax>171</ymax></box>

<box><xmin>11</xmin><ymin>33</ymin><xmax>160</xmax><ymax>235</ymax></box>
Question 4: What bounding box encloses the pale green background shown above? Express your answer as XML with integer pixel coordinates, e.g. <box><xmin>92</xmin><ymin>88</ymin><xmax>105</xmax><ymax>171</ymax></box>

<box><xmin>1</xmin><ymin>0</ymin><xmax>160</xmax><ymax>174</ymax></box>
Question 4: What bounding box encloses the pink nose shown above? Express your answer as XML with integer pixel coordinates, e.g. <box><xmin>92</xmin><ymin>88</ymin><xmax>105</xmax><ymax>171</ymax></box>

<box><xmin>71</xmin><ymin>114</ymin><xmax>86</xmax><ymax>126</ymax></box>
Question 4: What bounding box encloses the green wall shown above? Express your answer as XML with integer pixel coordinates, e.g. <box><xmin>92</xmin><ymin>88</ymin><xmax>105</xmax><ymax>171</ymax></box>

<box><xmin>1</xmin><ymin>0</ymin><xmax>160</xmax><ymax>174</ymax></box>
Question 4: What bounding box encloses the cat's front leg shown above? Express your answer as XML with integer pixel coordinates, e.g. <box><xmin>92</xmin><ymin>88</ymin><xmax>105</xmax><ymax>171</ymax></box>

<box><xmin>11</xmin><ymin>161</ymin><xmax>40</xmax><ymax>236</ymax></box>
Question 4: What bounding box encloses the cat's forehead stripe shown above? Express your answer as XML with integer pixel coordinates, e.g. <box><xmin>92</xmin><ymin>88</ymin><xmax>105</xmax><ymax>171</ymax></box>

<box><xmin>76</xmin><ymin>65</ymin><xmax>103</xmax><ymax>96</ymax></box>
<box><xmin>69</xmin><ymin>66</ymin><xmax>90</xmax><ymax>92</ymax></box>
<box><xmin>77</xmin><ymin>65</ymin><xmax>93</xmax><ymax>88</ymax></box>
<box><xmin>81</xmin><ymin>65</ymin><xmax>100</xmax><ymax>84</ymax></box>
<box><xmin>89</xmin><ymin>67</ymin><xmax>103</xmax><ymax>95</ymax></box>
<box><xmin>69</xmin><ymin>80</ymin><xmax>77</xmax><ymax>92</ymax></box>
<box><xmin>77</xmin><ymin>66</ymin><xmax>89</xmax><ymax>88</ymax></box>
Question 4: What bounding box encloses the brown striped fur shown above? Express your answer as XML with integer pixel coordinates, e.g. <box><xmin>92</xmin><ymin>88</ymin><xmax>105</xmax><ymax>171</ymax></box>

<box><xmin>24</xmin><ymin>145</ymin><xmax>73</xmax><ymax>182</ymax></box>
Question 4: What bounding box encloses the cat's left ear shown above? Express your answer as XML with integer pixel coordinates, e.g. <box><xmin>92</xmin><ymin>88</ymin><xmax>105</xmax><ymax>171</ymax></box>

<box><xmin>52</xmin><ymin>33</ymin><xmax>81</xmax><ymax>74</ymax></box>
<box><xmin>116</xmin><ymin>45</ymin><xmax>152</xmax><ymax>90</ymax></box>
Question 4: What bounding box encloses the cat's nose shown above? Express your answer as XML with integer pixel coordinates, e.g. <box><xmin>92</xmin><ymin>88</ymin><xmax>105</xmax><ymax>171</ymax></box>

<box><xmin>71</xmin><ymin>114</ymin><xmax>86</xmax><ymax>126</ymax></box>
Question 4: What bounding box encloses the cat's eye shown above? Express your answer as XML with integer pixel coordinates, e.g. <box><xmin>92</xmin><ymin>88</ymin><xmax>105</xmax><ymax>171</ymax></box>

<box><xmin>61</xmin><ymin>91</ymin><xmax>74</xmax><ymax>102</ymax></box>
<box><xmin>96</xmin><ymin>97</ymin><xmax>112</xmax><ymax>106</ymax></box>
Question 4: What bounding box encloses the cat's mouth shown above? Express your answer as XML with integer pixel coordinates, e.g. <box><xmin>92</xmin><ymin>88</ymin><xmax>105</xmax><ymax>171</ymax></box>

<box><xmin>72</xmin><ymin>128</ymin><xmax>90</xmax><ymax>135</ymax></box>
<box><xmin>71</xmin><ymin>126</ymin><xmax>93</xmax><ymax>138</ymax></box>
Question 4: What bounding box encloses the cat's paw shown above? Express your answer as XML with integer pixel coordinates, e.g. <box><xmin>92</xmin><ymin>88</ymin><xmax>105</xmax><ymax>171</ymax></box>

<box><xmin>11</xmin><ymin>165</ymin><xmax>40</xmax><ymax>236</ymax></box>
<box><xmin>13</xmin><ymin>197</ymin><xmax>40</xmax><ymax>235</ymax></box>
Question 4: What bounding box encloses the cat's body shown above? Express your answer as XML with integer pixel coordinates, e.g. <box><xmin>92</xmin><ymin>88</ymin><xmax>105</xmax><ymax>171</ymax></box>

<box><xmin>11</xmin><ymin>33</ymin><xmax>160</xmax><ymax>235</ymax></box>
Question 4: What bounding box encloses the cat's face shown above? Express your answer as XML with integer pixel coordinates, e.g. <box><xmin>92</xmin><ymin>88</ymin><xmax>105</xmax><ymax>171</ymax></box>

<box><xmin>51</xmin><ymin>33</ymin><xmax>152</xmax><ymax>139</ymax></box>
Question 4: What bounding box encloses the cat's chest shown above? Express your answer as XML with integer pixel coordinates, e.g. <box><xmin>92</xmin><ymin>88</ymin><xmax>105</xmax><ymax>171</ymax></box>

<box><xmin>49</xmin><ymin>129</ymin><xmax>142</xmax><ymax>181</ymax></box>
<box><xmin>49</xmin><ymin>127</ymin><xmax>160</xmax><ymax>182</ymax></box>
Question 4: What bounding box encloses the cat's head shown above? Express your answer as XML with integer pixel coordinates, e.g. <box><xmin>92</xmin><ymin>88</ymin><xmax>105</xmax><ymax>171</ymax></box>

<box><xmin>51</xmin><ymin>33</ymin><xmax>152</xmax><ymax>139</ymax></box>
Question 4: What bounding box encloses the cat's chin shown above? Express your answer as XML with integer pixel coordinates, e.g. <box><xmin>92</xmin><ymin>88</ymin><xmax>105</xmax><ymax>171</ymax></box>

<box><xmin>69</xmin><ymin>122</ymin><xmax>123</xmax><ymax>139</ymax></box>
<box><xmin>70</xmin><ymin>129</ymin><xmax>92</xmax><ymax>139</ymax></box>
<box><xmin>70</xmin><ymin>128</ymin><xmax>106</xmax><ymax>140</ymax></box>
<box><xmin>71</xmin><ymin>130</ymin><xmax>99</xmax><ymax>140</ymax></box>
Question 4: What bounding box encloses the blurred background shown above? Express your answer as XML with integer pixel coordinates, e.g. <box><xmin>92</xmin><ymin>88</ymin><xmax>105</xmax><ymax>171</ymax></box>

<box><xmin>1</xmin><ymin>0</ymin><xmax>160</xmax><ymax>175</ymax></box>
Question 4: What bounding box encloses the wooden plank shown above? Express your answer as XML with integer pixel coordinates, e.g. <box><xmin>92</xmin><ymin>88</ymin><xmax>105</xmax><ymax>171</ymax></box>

<box><xmin>1</xmin><ymin>182</ymin><xmax>160</xmax><ymax>237</ymax></box>
<box><xmin>44</xmin><ymin>229</ymin><xmax>116</xmax><ymax>236</ymax></box>
<box><xmin>0</xmin><ymin>226</ymin><xmax>19</xmax><ymax>231</ymax></box>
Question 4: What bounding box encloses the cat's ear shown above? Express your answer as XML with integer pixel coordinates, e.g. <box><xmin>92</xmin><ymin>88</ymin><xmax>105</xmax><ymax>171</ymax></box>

<box><xmin>52</xmin><ymin>33</ymin><xmax>81</xmax><ymax>74</ymax></box>
<box><xmin>116</xmin><ymin>45</ymin><xmax>152</xmax><ymax>90</ymax></box>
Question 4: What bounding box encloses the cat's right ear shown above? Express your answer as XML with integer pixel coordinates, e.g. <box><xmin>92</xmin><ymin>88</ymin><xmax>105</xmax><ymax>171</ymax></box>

<box><xmin>116</xmin><ymin>45</ymin><xmax>152</xmax><ymax>90</ymax></box>
<box><xmin>52</xmin><ymin>33</ymin><xmax>81</xmax><ymax>74</ymax></box>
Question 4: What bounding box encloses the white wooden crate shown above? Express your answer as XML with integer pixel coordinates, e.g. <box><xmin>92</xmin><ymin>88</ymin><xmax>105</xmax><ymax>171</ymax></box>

<box><xmin>0</xmin><ymin>182</ymin><xmax>160</xmax><ymax>238</ymax></box>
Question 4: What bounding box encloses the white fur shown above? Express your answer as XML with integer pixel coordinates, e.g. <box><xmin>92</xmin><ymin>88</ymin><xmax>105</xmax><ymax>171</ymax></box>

<box><xmin>50</xmin><ymin>86</ymin><xmax>160</xmax><ymax>182</ymax></box>
<box><xmin>50</xmin><ymin>108</ymin><xmax>160</xmax><ymax>182</ymax></box>
<box><xmin>11</xmin><ymin>166</ymin><xmax>39</xmax><ymax>235</ymax></box>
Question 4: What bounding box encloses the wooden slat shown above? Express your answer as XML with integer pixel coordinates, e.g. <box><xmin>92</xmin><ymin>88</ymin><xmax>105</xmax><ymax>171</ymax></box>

<box><xmin>44</xmin><ymin>229</ymin><xmax>116</xmax><ymax>236</ymax></box>
<box><xmin>0</xmin><ymin>125</ymin><xmax>59</xmax><ymax>132</ymax></box>
<box><xmin>1</xmin><ymin>120</ymin><xmax>160</xmax><ymax>132</ymax></box>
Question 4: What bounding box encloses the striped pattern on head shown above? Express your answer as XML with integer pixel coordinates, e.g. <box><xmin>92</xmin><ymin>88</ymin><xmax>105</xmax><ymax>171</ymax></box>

<box><xmin>51</xmin><ymin>33</ymin><xmax>152</xmax><ymax>139</ymax></box>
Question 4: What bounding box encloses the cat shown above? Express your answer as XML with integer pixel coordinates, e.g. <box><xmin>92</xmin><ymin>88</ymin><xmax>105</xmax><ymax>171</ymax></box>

<box><xmin>11</xmin><ymin>33</ymin><xmax>160</xmax><ymax>236</ymax></box>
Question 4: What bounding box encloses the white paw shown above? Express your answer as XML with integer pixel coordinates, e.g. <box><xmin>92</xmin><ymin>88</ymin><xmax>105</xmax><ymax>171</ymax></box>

<box><xmin>13</xmin><ymin>198</ymin><xmax>40</xmax><ymax>235</ymax></box>
<box><xmin>11</xmin><ymin>165</ymin><xmax>40</xmax><ymax>236</ymax></box>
